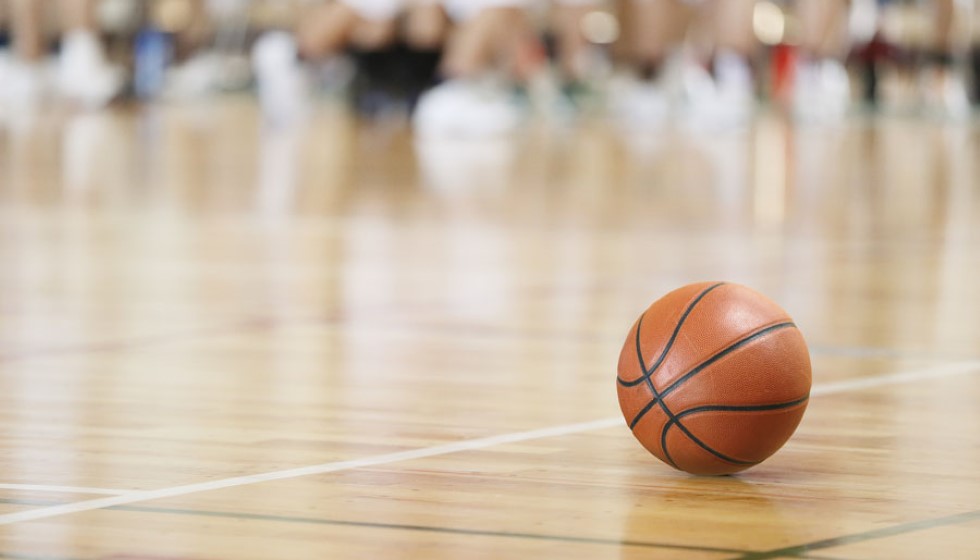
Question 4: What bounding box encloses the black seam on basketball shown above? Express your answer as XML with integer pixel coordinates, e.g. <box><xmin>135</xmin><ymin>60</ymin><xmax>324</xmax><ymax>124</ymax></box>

<box><xmin>628</xmin><ymin>398</ymin><xmax>659</xmax><ymax>430</ymax></box>
<box><xmin>661</xmin><ymin>396</ymin><xmax>810</xmax><ymax>466</ymax></box>
<box><xmin>628</xmin><ymin>321</ymin><xmax>796</xmax><ymax>430</ymax></box>
<box><xmin>674</xmin><ymin>396</ymin><xmax>810</xmax><ymax>419</ymax></box>
<box><xmin>659</xmin><ymin>322</ymin><xmax>796</xmax><ymax>399</ymax></box>
<box><xmin>662</xmin><ymin>419</ymin><xmax>756</xmax><ymax>466</ymax></box>
<box><xmin>633</xmin><ymin>313</ymin><xmax>680</xmax><ymax>467</ymax></box>
<box><xmin>618</xmin><ymin>283</ymin><xmax>726</xmax><ymax>388</ymax></box>
<box><xmin>660</xmin><ymin>419</ymin><xmax>678</xmax><ymax>467</ymax></box>
<box><xmin>633</xmin><ymin>285</ymin><xmax>728</xmax><ymax>468</ymax></box>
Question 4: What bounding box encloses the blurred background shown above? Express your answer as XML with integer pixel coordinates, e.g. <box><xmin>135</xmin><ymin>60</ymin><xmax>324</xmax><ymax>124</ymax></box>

<box><xmin>2</xmin><ymin>1</ymin><xmax>975</xmax><ymax>333</ymax></box>
<box><xmin>0</xmin><ymin>0</ymin><xmax>977</xmax><ymax>129</ymax></box>
<box><xmin>1</xmin><ymin>0</ymin><xmax>977</xmax><ymax>239</ymax></box>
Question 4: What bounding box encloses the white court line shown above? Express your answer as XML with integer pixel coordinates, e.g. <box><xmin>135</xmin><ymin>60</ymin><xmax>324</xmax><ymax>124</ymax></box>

<box><xmin>0</xmin><ymin>484</ymin><xmax>132</xmax><ymax>496</ymax></box>
<box><xmin>810</xmin><ymin>360</ymin><xmax>980</xmax><ymax>397</ymax></box>
<box><xmin>0</xmin><ymin>359</ymin><xmax>978</xmax><ymax>526</ymax></box>
<box><xmin>0</xmin><ymin>418</ymin><xmax>621</xmax><ymax>526</ymax></box>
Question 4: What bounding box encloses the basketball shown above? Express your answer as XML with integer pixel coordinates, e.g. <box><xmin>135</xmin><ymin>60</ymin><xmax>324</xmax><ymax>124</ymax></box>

<box><xmin>617</xmin><ymin>282</ymin><xmax>812</xmax><ymax>476</ymax></box>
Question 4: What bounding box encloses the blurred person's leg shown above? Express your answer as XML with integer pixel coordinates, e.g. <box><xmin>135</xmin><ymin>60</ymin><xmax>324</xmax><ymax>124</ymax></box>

<box><xmin>0</xmin><ymin>3</ymin><xmax>6</xmax><ymax>74</ymax></box>
<box><xmin>413</xmin><ymin>0</ymin><xmax>536</xmax><ymax>137</ymax></box>
<box><xmin>349</xmin><ymin>0</ymin><xmax>449</xmax><ymax>115</ymax></box>
<box><xmin>628</xmin><ymin>0</ymin><xmax>692</xmax><ymax>79</ymax></box>
<box><xmin>11</xmin><ymin>0</ymin><xmax>43</xmax><ymax>61</ymax></box>
<box><xmin>972</xmin><ymin>0</ymin><xmax>980</xmax><ymax>102</ymax></box>
<box><xmin>3</xmin><ymin>0</ymin><xmax>46</xmax><ymax>106</ymax></box>
<box><xmin>57</xmin><ymin>0</ymin><xmax>124</xmax><ymax>107</ymax></box>
<box><xmin>707</xmin><ymin>0</ymin><xmax>756</xmax><ymax>56</ymax></box>
<box><xmin>60</xmin><ymin>0</ymin><xmax>95</xmax><ymax>32</ymax></box>
<box><xmin>611</xmin><ymin>0</ymin><xmax>693</xmax><ymax>128</ymax></box>
<box><xmin>295</xmin><ymin>2</ymin><xmax>358</xmax><ymax>57</ymax></box>
<box><xmin>162</xmin><ymin>0</ymin><xmax>219</xmax><ymax>99</ymax></box>
<box><xmin>797</xmin><ymin>0</ymin><xmax>849</xmax><ymax>59</ymax></box>
<box><xmin>923</xmin><ymin>0</ymin><xmax>971</xmax><ymax>116</ymax></box>
<box><xmin>165</xmin><ymin>0</ymin><xmax>257</xmax><ymax>100</ymax></box>
<box><xmin>793</xmin><ymin>0</ymin><xmax>851</xmax><ymax>120</ymax></box>
<box><xmin>551</xmin><ymin>0</ymin><xmax>603</xmax><ymax>83</ymax></box>
<box><xmin>178</xmin><ymin>0</ymin><xmax>215</xmax><ymax>51</ymax></box>
<box><xmin>297</xmin><ymin>0</ymin><xmax>398</xmax><ymax>58</ymax></box>
<box><xmin>439</xmin><ymin>1</ymin><xmax>536</xmax><ymax>80</ymax></box>
<box><xmin>252</xmin><ymin>0</ymin><xmax>403</xmax><ymax>124</ymax></box>
<box><xmin>683</xmin><ymin>0</ymin><xmax>757</xmax><ymax>125</ymax></box>
<box><xmin>933</xmin><ymin>0</ymin><xmax>957</xmax><ymax>54</ymax></box>
<box><xmin>403</xmin><ymin>0</ymin><xmax>449</xmax><ymax>51</ymax></box>
<box><xmin>397</xmin><ymin>1</ymin><xmax>449</xmax><ymax>106</ymax></box>
<box><xmin>547</xmin><ymin>0</ymin><xmax>609</xmax><ymax>115</ymax></box>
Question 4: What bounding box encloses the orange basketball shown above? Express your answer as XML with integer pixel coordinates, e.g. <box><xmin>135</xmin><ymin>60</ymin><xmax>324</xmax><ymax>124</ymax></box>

<box><xmin>617</xmin><ymin>282</ymin><xmax>811</xmax><ymax>475</ymax></box>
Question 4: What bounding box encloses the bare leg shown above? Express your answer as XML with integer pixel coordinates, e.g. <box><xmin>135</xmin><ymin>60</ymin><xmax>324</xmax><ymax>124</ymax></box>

<box><xmin>412</xmin><ymin>4</ymin><xmax>534</xmax><ymax>136</ymax></box>
<box><xmin>174</xmin><ymin>0</ymin><xmax>215</xmax><ymax>56</ymax></box>
<box><xmin>796</xmin><ymin>0</ymin><xmax>849</xmax><ymax>59</ymax></box>
<box><xmin>59</xmin><ymin>0</ymin><xmax>94</xmax><ymax>33</ymax></box>
<box><xmin>792</xmin><ymin>0</ymin><xmax>851</xmax><ymax>119</ymax></box>
<box><xmin>440</xmin><ymin>7</ymin><xmax>533</xmax><ymax>79</ymax></box>
<box><xmin>707</xmin><ymin>0</ymin><xmax>757</xmax><ymax>56</ymax></box>
<box><xmin>349</xmin><ymin>17</ymin><xmax>397</xmax><ymax>50</ymax></box>
<box><xmin>933</xmin><ymin>0</ymin><xmax>957</xmax><ymax>56</ymax></box>
<box><xmin>297</xmin><ymin>1</ymin><xmax>396</xmax><ymax>59</ymax></box>
<box><xmin>296</xmin><ymin>2</ymin><xmax>360</xmax><ymax>59</ymax></box>
<box><xmin>411</xmin><ymin>0</ymin><xmax>560</xmax><ymax>137</ymax></box>
<box><xmin>553</xmin><ymin>1</ymin><xmax>601</xmax><ymax>81</ymax></box>
<box><xmin>924</xmin><ymin>0</ymin><xmax>971</xmax><ymax>116</ymax></box>
<box><xmin>404</xmin><ymin>2</ymin><xmax>449</xmax><ymax>51</ymax></box>
<box><xmin>11</xmin><ymin>0</ymin><xmax>44</xmax><ymax>62</ymax></box>
<box><xmin>627</xmin><ymin>0</ymin><xmax>693</xmax><ymax>77</ymax></box>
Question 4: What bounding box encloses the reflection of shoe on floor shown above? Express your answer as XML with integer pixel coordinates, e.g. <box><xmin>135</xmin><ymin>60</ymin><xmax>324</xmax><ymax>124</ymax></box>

<box><xmin>252</xmin><ymin>32</ymin><xmax>311</xmax><ymax>125</ymax></box>
<box><xmin>57</xmin><ymin>31</ymin><xmax>124</xmax><ymax>108</ymax></box>
<box><xmin>415</xmin><ymin>134</ymin><xmax>516</xmax><ymax>194</ymax></box>
<box><xmin>794</xmin><ymin>59</ymin><xmax>850</xmax><ymax>122</ymax></box>
<box><xmin>413</xmin><ymin>80</ymin><xmax>523</xmax><ymax>138</ymax></box>
<box><xmin>608</xmin><ymin>76</ymin><xmax>669</xmax><ymax>130</ymax></box>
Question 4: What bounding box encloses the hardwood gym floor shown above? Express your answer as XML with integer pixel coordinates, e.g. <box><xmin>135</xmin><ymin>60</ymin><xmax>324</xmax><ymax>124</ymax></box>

<box><xmin>1</xmin><ymin>100</ymin><xmax>979</xmax><ymax>558</ymax></box>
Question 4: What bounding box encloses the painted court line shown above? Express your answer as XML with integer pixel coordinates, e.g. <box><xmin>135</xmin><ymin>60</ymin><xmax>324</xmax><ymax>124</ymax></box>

<box><xmin>0</xmin><ymin>359</ymin><xmax>978</xmax><ymax>527</ymax></box>
<box><xmin>809</xmin><ymin>360</ymin><xmax>980</xmax><ymax>397</ymax></box>
<box><xmin>0</xmin><ymin>418</ymin><xmax>621</xmax><ymax>526</ymax></box>
<box><xmin>0</xmin><ymin>484</ymin><xmax>132</xmax><ymax>496</ymax></box>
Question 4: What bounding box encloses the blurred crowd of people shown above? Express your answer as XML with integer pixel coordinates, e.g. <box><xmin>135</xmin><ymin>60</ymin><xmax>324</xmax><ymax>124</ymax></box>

<box><xmin>0</xmin><ymin>0</ymin><xmax>977</xmax><ymax>134</ymax></box>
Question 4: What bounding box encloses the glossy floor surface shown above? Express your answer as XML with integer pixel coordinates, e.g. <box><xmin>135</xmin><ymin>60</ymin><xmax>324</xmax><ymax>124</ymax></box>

<box><xmin>1</xmin><ymin>100</ymin><xmax>979</xmax><ymax>559</ymax></box>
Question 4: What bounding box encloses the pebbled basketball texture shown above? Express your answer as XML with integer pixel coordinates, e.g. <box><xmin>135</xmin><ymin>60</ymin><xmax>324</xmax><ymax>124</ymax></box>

<box><xmin>617</xmin><ymin>282</ymin><xmax>812</xmax><ymax>475</ymax></box>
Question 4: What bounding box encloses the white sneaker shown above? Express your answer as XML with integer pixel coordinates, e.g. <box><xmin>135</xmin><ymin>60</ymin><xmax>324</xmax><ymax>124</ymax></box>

<box><xmin>0</xmin><ymin>56</ymin><xmax>47</xmax><ymax>109</ymax></box>
<box><xmin>57</xmin><ymin>31</ymin><xmax>124</xmax><ymax>108</ymax></box>
<box><xmin>923</xmin><ymin>69</ymin><xmax>971</xmax><ymax>120</ymax></box>
<box><xmin>794</xmin><ymin>58</ymin><xmax>850</xmax><ymax>122</ymax></box>
<box><xmin>413</xmin><ymin>80</ymin><xmax>523</xmax><ymax>138</ymax></box>
<box><xmin>251</xmin><ymin>32</ymin><xmax>311</xmax><ymax>125</ymax></box>
<box><xmin>683</xmin><ymin>53</ymin><xmax>754</xmax><ymax>128</ymax></box>
<box><xmin>0</xmin><ymin>53</ymin><xmax>51</xmax><ymax>130</ymax></box>
<box><xmin>163</xmin><ymin>52</ymin><xmax>223</xmax><ymax>100</ymax></box>
<box><xmin>608</xmin><ymin>75</ymin><xmax>670</xmax><ymax>131</ymax></box>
